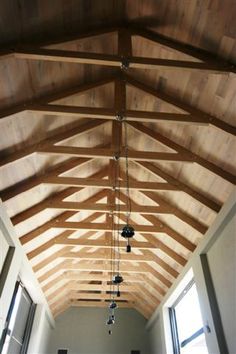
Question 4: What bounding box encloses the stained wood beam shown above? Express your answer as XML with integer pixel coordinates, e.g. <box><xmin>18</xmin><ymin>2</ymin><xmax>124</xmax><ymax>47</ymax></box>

<box><xmin>132</xmin><ymin>26</ymin><xmax>236</xmax><ymax>68</ymax></box>
<box><xmin>10</xmin><ymin>48</ymin><xmax>236</xmax><ymax>73</ymax></box>
<box><xmin>46</xmin><ymin>201</ymin><xmax>171</xmax><ymax>214</ymax></box>
<box><xmin>11</xmin><ymin>168</ymin><xmax>108</xmax><ymax>225</ymax></box>
<box><xmin>52</xmin><ymin>220</ymin><xmax>178</xmax><ymax>234</ymax></box>
<box><xmin>0</xmin><ymin>156</ymin><xmax>90</xmax><ymax>201</ymax></box>
<box><xmin>129</xmin><ymin>121</ymin><xmax>236</xmax><ymax>184</ymax></box>
<box><xmin>42</xmin><ymin>267</ymin><xmax>166</xmax><ymax>298</ymax></box>
<box><xmin>28</xmin><ymin>103</ymin><xmax>210</xmax><ymax>124</ymax></box>
<box><xmin>137</xmin><ymin>161</ymin><xmax>221</xmax><ymax>212</ymax></box>
<box><xmin>0</xmin><ymin>119</ymin><xmax>105</xmax><ymax>168</ymax></box>
<box><xmin>47</xmin><ymin>280</ymin><xmax>160</xmax><ymax>308</ymax></box>
<box><xmin>21</xmin><ymin>208</ymin><xmax>103</xmax><ymax>248</ymax></box>
<box><xmin>125</xmin><ymin>74</ymin><xmax>236</xmax><ymax>136</ymax></box>
<box><xmin>62</xmin><ymin>248</ymin><xmax>178</xmax><ymax>278</ymax></box>
<box><xmin>0</xmin><ymin>73</ymin><xmax>117</xmax><ymax>120</ymax></box>
<box><xmin>43</xmin><ymin>175</ymin><xmax>178</xmax><ymax>191</ymax></box>
<box><xmin>118</xmin><ymin>210</ymin><xmax>194</xmax><ymax>257</ymax></box>
<box><xmin>37</xmin><ymin>145</ymin><xmax>192</xmax><ymax>162</ymax></box>
<box><xmin>42</xmin><ymin>272</ymin><xmax>162</xmax><ymax>300</ymax></box>
<box><xmin>119</xmin><ymin>171</ymin><xmax>207</xmax><ymax>234</ymax></box>
<box><xmin>38</xmin><ymin>259</ymin><xmax>170</xmax><ymax>289</ymax></box>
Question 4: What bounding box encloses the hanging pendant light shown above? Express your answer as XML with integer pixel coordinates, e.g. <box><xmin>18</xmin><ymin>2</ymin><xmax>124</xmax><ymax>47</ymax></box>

<box><xmin>121</xmin><ymin>119</ymin><xmax>135</xmax><ymax>252</ymax></box>
<box><xmin>112</xmin><ymin>274</ymin><xmax>123</xmax><ymax>284</ymax></box>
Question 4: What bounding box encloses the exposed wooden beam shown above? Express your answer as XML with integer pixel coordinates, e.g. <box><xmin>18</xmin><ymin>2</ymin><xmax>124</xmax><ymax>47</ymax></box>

<box><xmin>132</xmin><ymin>26</ymin><xmax>236</xmax><ymax>68</ymax></box>
<box><xmin>117</xmin><ymin>181</ymin><xmax>207</xmax><ymax>236</ymax></box>
<box><xmin>0</xmin><ymin>119</ymin><xmax>105</xmax><ymax>168</ymax></box>
<box><xmin>0</xmin><ymin>157</ymin><xmax>90</xmax><ymax>201</ymax></box>
<box><xmin>137</xmin><ymin>161</ymin><xmax>221</xmax><ymax>212</ymax></box>
<box><xmin>20</xmin><ymin>198</ymin><xmax>106</xmax><ymax>245</ymax></box>
<box><xmin>125</xmin><ymin>74</ymin><xmax>236</xmax><ymax>136</ymax></box>
<box><xmin>51</xmin><ymin>220</ymin><xmax>176</xmax><ymax>233</ymax></box>
<box><xmin>0</xmin><ymin>73</ymin><xmax>117</xmax><ymax>120</ymax></box>
<box><xmin>11</xmin><ymin>48</ymin><xmax>236</xmax><ymax>73</ymax></box>
<box><xmin>11</xmin><ymin>168</ymin><xmax>108</xmax><ymax>225</ymax></box>
<box><xmin>37</xmin><ymin>145</ymin><xmax>192</xmax><ymax>162</ymax></box>
<box><xmin>38</xmin><ymin>259</ymin><xmax>171</xmax><ymax>289</ymax></box>
<box><xmin>45</xmin><ymin>200</ymin><xmax>171</xmax><ymax>214</ymax></box>
<box><xmin>129</xmin><ymin>121</ymin><xmax>236</xmax><ymax>184</ymax></box>
<box><xmin>143</xmin><ymin>191</ymin><xmax>208</xmax><ymax>234</ymax></box>
<box><xmin>61</xmin><ymin>248</ymin><xmax>178</xmax><ymax>278</ymax></box>
<box><xmin>43</xmin><ymin>175</ymin><xmax>178</xmax><ymax>191</ymax></box>
<box><xmin>118</xmin><ymin>210</ymin><xmax>194</xmax><ymax>253</ymax></box>
<box><xmin>28</xmin><ymin>103</ymin><xmax>210</xmax><ymax>124</ymax></box>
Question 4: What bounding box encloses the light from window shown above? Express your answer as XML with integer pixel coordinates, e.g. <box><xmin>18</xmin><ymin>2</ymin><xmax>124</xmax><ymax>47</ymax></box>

<box><xmin>170</xmin><ymin>280</ymin><xmax>208</xmax><ymax>354</ymax></box>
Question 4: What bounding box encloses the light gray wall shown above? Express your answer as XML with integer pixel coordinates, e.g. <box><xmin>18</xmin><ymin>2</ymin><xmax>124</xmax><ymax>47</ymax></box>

<box><xmin>148</xmin><ymin>314</ymin><xmax>164</xmax><ymax>354</ymax></box>
<box><xmin>27</xmin><ymin>305</ymin><xmax>53</xmax><ymax>354</ymax></box>
<box><xmin>207</xmin><ymin>212</ymin><xmax>236</xmax><ymax>353</ymax></box>
<box><xmin>47</xmin><ymin>307</ymin><xmax>150</xmax><ymax>354</ymax></box>
<box><xmin>0</xmin><ymin>201</ymin><xmax>54</xmax><ymax>353</ymax></box>
<box><xmin>147</xmin><ymin>189</ymin><xmax>236</xmax><ymax>354</ymax></box>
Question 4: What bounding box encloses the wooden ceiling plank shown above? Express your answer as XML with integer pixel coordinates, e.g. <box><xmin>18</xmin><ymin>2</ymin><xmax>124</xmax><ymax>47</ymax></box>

<box><xmin>11</xmin><ymin>48</ymin><xmax>235</xmax><ymax>73</ymax></box>
<box><xmin>138</xmin><ymin>161</ymin><xmax>221</xmax><ymax>212</ymax></box>
<box><xmin>129</xmin><ymin>122</ymin><xmax>236</xmax><ymax>184</ymax></box>
<box><xmin>125</xmin><ymin>74</ymin><xmax>236</xmax><ymax>136</ymax></box>
<box><xmin>37</xmin><ymin>25</ymin><xmax>121</xmax><ymax>47</ymax></box>
<box><xmin>0</xmin><ymin>73</ymin><xmax>117</xmax><ymax>120</ymax></box>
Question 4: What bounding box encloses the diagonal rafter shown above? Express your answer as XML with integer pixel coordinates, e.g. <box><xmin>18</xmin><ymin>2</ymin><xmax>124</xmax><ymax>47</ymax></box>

<box><xmin>128</xmin><ymin>121</ymin><xmax>236</xmax><ymax>184</ymax></box>
<box><xmin>125</xmin><ymin>73</ymin><xmax>236</xmax><ymax>136</ymax></box>
<box><xmin>0</xmin><ymin>119</ymin><xmax>105</xmax><ymax>168</ymax></box>
<box><xmin>0</xmin><ymin>72</ymin><xmax>117</xmax><ymax>120</ymax></box>
<box><xmin>135</xmin><ymin>161</ymin><xmax>221</xmax><ymax>212</ymax></box>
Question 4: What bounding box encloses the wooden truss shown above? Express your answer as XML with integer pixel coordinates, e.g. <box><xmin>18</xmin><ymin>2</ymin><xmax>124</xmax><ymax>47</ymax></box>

<box><xmin>0</xmin><ymin>25</ymin><xmax>235</xmax><ymax>318</ymax></box>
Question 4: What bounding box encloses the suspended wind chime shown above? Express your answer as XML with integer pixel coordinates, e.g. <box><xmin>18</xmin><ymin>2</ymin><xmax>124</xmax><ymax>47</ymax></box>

<box><xmin>106</xmin><ymin>117</ymin><xmax>135</xmax><ymax>334</ymax></box>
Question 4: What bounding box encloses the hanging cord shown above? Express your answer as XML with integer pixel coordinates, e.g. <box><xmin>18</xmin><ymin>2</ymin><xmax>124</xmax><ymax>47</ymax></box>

<box><xmin>109</xmin><ymin>213</ymin><xmax>115</xmax><ymax>300</ymax></box>
<box><xmin>124</xmin><ymin>119</ymin><xmax>131</xmax><ymax>225</ymax></box>
<box><xmin>115</xmin><ymin>144</ymin><xmax>121</xmax><ymax>277</ymax></box>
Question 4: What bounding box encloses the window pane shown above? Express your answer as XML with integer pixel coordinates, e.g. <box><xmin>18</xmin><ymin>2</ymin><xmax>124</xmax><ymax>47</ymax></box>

<box><xmin>175</xmin><ymin>284</ymin><xmax>204</xmax><ymax>343</ymax></box>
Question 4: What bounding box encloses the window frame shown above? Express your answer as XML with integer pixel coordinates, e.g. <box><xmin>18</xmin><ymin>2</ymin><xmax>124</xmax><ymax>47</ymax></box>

<box><xmin>169</xmin><ymin>279</ymin><xmax>206</xmax><ymax>354</ymax></box>
<box><xmin>0</xmin><ymin>280</ymin><xmax>36</xmax><ymax>354</ymax></box>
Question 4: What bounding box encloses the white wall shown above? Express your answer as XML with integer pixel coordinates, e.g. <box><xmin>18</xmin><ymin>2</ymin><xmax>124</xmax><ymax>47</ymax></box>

<box><xmin>147</xmin><ymin>188</ymin><xmax>236</xmax><ymax>354</ymax></box>
<box><xmin>0</xmin><ymin>200</ymin><xmax>54</xmax><ymax>354</ymax></box>
<box><xmin>207</xmin><ymin>210</ymin><xmax>236</xmax><ymax>353</ymax></box>
<box><xmin>47</xmin><ymin>307</ymin><xmax>151</xmax><ymax>354</ymax></box>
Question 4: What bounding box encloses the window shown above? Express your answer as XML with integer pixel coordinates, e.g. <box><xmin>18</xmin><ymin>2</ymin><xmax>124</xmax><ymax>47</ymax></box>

<box><xmin>0</xmin><ymin>281</ymin><xmax>36</xmax><ymax>354</ymax></box>
<box><xmin>169</xmin><ymin>280</ymin><xmax>208</xmax><ymax>354</ymax></box>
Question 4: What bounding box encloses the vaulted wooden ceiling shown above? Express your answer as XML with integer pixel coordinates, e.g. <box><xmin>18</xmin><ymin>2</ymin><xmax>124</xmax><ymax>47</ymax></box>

<box><xmin>0</xmin><ymin>0</ymin><xmax>235</xmax><ymax>319</ymax></box>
